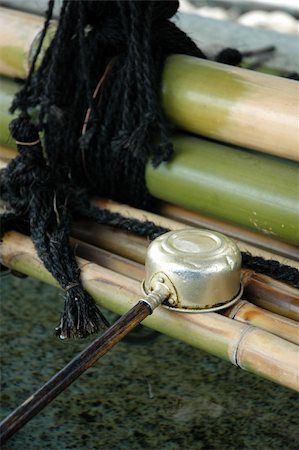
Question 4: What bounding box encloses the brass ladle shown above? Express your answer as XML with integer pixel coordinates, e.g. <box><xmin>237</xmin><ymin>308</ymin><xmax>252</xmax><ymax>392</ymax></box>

<box><xmin>0</xmin><ymin>228</ymin><xmax>243</xmax><ymax>443</ymax></box>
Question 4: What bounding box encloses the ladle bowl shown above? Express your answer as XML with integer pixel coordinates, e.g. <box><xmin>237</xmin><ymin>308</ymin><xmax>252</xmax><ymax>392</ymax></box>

<box><xmin>143</xmin><ymin>229</ymin><xmax>243</xmax><ymax>312</ymax></box>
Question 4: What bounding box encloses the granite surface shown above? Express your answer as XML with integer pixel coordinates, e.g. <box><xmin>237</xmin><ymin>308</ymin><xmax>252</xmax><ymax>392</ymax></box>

<box><xmin>1</xmin><ymin>276</ymin><xmax>298</xmax><ymax>449</ymax></box>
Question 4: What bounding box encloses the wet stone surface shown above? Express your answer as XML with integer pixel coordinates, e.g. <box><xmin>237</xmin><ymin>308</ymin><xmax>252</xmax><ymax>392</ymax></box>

<box><xmin>0</xmin><ymin>276</ymin><xmax>298</xmax><ymax>449</ymax></box>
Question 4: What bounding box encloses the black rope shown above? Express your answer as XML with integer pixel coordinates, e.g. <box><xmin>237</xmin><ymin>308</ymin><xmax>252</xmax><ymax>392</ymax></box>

<box><xmin>1</xmin><ymin>0</ymin><xmax>297</xmax><ymax>339</ymax></box>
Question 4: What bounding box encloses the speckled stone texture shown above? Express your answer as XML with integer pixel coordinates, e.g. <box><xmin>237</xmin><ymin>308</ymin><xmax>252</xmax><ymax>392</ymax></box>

<box><xmin>1</xmin><ymin>276</ymin><xmax>298</xmax><ymax>450</ymax></box>
<box><xmin>172</xmin><ymin>12</ymin><xmax>299</xmax><ymax>73</ymax></box>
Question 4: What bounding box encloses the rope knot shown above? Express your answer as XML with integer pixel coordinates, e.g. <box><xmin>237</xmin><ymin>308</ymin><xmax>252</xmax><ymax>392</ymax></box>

<box><xmin>216</xmin><ymin>48</ymin><xmax>242</xmax><ymax>66</ymax></box>
<box><xmin>55</xmin><ymin>283</ymin><xmax>109</xmax><ymax>339</ymax></box>
<box><xmin>9</xmin><ymin>117</ymin><xmax>40</xmax><ymax>144</ymax></box>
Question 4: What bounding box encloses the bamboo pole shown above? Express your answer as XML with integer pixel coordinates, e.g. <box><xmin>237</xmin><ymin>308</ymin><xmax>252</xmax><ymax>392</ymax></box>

<box><xmin>225</xmin><ymin>300</ymin><xmax>299</xmax><ymax>346</ymax></box>
<box><xmin>71</xmin><ymin>238</ymin><xmax>144</xmax><ymax>282</ymax></box>
<box><xmin>162</xmin><ymin>55</ymin><xmax>299</xmax><ymax>162</ymax></box>
<box><xmin>72</xmin><ymin>222</ymin><xmax>147</xmax><ymax>265</ymax></box>
<box><xmin>1</xmin><ymin>78</ymin><xmax>298</xmax><ymax>244</ymax></box>
<box><xmin>1</xmin><ymin>231</ymin><xmax>299</xmax><ymax>391</ymax></box>
<box><xmin>0</xmin><ymin>6</ymin><xmax>298</xmax><ymax>161</ymax></box>
<box><xmin>146</xmin><ymin>135</ymin><xmax>299</xmax><ymax>244</ymax></box>
<box><xmin>0</xmin><ymin>7</ymin><xmax>54</xmax><ymax>78</ymax></box>
<box><xmin>0</xmin><ymin>145</ymin><xmax>17</xmax><ymax>161</ymax></box>
<box><xmin>242</xmin><ymin>270</ymin><xmax>299</xmax><ymax>322</ymax></box>
<box><xmin>0</xmin><ymin>78</ymin><xmax>17</xmax><ymax>149</ymax></box>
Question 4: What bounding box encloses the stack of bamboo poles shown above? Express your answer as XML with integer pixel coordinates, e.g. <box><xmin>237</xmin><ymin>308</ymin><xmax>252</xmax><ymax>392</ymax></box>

<box><xmin>0</xmin><ymin>6</ymin><xmax>298</xmax><ymax>392</ymax></box>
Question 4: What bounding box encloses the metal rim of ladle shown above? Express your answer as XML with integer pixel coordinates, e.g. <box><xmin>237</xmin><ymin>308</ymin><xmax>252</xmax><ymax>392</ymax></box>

<box><xmin>141</xmin><ymin>280</ymin><xmax>244</xmax><ymax>313</ymax></box>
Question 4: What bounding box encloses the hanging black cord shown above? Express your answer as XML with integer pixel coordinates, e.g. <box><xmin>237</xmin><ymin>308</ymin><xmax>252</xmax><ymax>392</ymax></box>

<box><xmin>1</xmin><ymin>1</ymin><xmax>298</xmax><ymax>340</ymax></box>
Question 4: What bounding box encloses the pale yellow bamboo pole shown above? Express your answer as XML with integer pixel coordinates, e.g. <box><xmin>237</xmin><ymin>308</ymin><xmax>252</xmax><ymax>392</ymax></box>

<box><xmin>72</xmin><ymin>221</ymin><xmax>147</xmax><ymax>265</ymax></box>
<box><xmin>0</xmin><ymin>8</ymin><xmax>52</xmax><ymax>78</ymax></box>
<box><xmin>0</xmin><ymin>7</ymin><xmax>298</xmax><ymax>161</ymax></box>
<box><xmin>162</xmin><ymin>55</ymin><xmax>299</xmax><ymax>162</ymax></box>
<box><xmin>225</xmin><ymin>300</ymin><xmax>299</xmax><ymax>346</ymax></box>
<box><xmin>242</xmin><ymin>270</ymin><xmax>299</xmax><ymax>322</ymax></box>
<box><xmin>93</xmin><ymin>199</ymin><xmax>299</xmax><ymax>270</ymax></box>
<box><xmin>1</xmin><ymin>231</ymin><xmax>298</xmax><ymax>391</ymax></box>
<box><xmin>0</xmin><ymin>159</ymin><xmax>6</xmax><ymax>170</ymax></box>
<box><xmin>71</xmin><ymin>238</ymin><xmax>144</xmax><ymax>282</ymax></box>
<box><xmin>0</xmin><ymin>145</ymin><xmax>17</xmax><ymax>161</ymax></box>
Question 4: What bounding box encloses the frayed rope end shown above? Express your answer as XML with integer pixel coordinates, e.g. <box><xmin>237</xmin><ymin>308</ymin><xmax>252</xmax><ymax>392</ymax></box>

<box><xmin>55</xmin><ymin>286</ymin><xmax>110</xmax><ymax>339</ymax></box>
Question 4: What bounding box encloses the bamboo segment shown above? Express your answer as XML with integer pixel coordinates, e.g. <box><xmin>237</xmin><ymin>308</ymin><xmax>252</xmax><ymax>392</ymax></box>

<box><xmin>0</xmin><ymin>7</ymin><xmax>298</xmax><ymax>161</ymax></box>
<box><xmin>72</xmin><ymin>222</ymin><xmax>147</xmax><ymax>265</ymax></box>
<box><xmin>146</xmin><ymin>135</ymin><xmax>299</xmax><ymax>244</ymax></box>
<box><xmin>242</xmin><ymin>271</ymin><xmax>299</xmax><ymax>322</ymax></box>
<box><xmin>0</xmin><ymin>78</ymin><xmax>17</xmax><ymax>148</ymax></box>
<box><xmin>1</xmin><ymin>231</ymin><xmax>299</xmax><ymax>391</ymax></box>
<box><xmin>162</xmin><ymin>55</ymin><xmax>299</xmax><ymax>162</ymax></box>
<box><xmin>71</xmin><ymin>238</ymin><xmax>144</xmax><ymax>282</ymax></box>
<box><xmin>0</xmin><ymin>145</ymin><xmax>17</xmax><ymax>161</ymax></box>
<box><xmin>232</xmin><ymin>327</ymin><xmax>298</xmax><ymax>389</ymax></box>
<box><xmin>0</xmin><ymin>7</ymin><xmax>54</xmax><ymax>78</ymax></box>
<box><xmin>226</xmin><ymin>300</ymin><xmax>299</xmax><ymax>346</ymax></box>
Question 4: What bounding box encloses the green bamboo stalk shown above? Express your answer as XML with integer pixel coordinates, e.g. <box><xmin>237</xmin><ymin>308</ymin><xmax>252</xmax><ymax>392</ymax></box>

<box><xmin>1</xmin><ymin>6</ymin><xmax>298</xmax><ymax>161</ymax></box>
<box><xmin>0</xmin><ymin>7</ymin><xmax>55</xmax><ymax>78</ymax></box>
<box><xmin>1</xmin><ymin>230</ymin><xmax>299</xmax><ymax>392</ymax></box>
<box><xmin>162</xmin><ymin>55</ymin><xmax>299</xmax><ymax>161</ymax></box>
<box><xmin>0</xmin><ymin>77</ymin><xmax>17</xmax><ymax>148</ymax></box>
<box><xmin>146</xmin><ymin>135</ymin><xmax>299</xmax><ymax>244</ymax></box>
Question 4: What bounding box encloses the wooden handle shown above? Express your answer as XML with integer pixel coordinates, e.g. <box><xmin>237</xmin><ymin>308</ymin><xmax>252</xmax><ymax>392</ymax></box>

<box><xmin>0</xmin><ymin>301</ymin><xmax>151</xmax><ymax>444</ymax></box>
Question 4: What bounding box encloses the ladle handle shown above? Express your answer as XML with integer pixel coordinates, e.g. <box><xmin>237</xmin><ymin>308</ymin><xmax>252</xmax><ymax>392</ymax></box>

<box><xmin>0</xmin><ymin>287</ymin><xmax>168</xmax><ymax>444</ymax></box>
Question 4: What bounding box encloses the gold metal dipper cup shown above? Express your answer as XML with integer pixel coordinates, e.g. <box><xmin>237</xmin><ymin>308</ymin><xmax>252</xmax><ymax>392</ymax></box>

<box><xmin>0</xmin><ymin>228</ymin><xmax>243</xmax><ymax>443</ymax></box>
<box><xmin>143</xmin><ymin>229</ymin><xmax>243</xmax><ymax>313</ymax></box>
